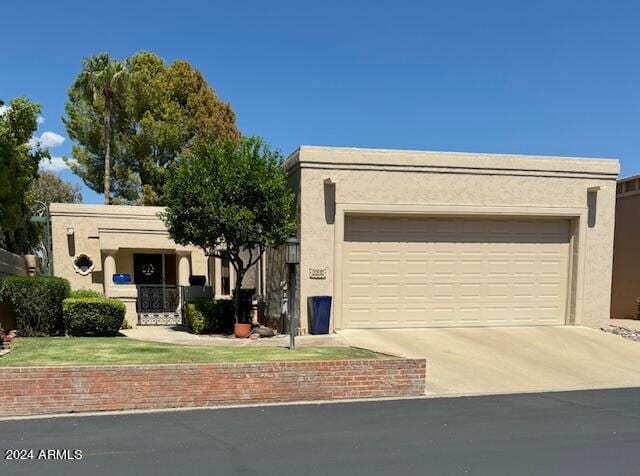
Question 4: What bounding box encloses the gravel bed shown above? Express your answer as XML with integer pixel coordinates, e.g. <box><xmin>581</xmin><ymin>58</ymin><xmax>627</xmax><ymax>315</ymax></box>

<box><xmin>602</xmin><ymin>325</ymin><xmax>640</xmax><ymax>342</ymax></box>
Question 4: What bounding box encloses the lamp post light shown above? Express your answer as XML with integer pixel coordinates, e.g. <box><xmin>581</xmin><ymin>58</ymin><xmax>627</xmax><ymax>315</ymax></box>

<box><xmin>30</xmin><ymin>200</ymin><xmax>52</xmax><ymax>276</ymax></box>
<box><xmin>285</xmin><ymin>237</ymin><xmax>300</xmax><ymax>350</ymax></box>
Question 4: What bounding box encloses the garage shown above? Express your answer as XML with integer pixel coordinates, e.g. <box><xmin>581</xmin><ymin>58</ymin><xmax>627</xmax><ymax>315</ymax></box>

<box><xmin>277</xmin><ymin>146</ymin><xmax>617</xmax><ymax>331</ymax></box>
<box><xmin>342</xmin><ymin>215</ymin><xmax>571</xmax><ymax>328</ymax></box>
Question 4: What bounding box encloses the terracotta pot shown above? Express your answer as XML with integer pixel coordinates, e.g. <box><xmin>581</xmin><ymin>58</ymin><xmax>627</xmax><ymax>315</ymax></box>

<box><xmin>234</xmin><ymin>323</ymin><xmax>252</xmax><ymax>338</ymax></box>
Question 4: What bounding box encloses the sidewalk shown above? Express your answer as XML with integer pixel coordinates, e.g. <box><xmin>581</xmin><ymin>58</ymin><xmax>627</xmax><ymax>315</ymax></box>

<box><xmin>121</xmin><ymin>326</ymin><xmax>347</xmax><ymax>347</ymax></box>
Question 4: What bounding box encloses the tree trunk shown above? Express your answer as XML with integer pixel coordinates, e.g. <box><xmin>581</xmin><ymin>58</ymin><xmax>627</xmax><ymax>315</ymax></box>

<box><xmin>103</xmin><ymin>95</ymin><xmax>111</xmax><ymax>205</ymax></box>
<box><xmin>232</xmin><ymin>268</ymin><xmax>244</xmax><ymax>324</ymax></box>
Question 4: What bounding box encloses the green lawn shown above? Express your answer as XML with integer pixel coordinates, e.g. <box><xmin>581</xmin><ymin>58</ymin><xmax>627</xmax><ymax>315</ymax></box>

<box><xmin>0</xmin><ymin>337</ymin><xmax>386</xmax><ymax>367</ymax></box>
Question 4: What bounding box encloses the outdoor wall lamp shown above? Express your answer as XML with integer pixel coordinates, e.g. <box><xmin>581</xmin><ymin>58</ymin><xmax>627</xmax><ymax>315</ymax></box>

<box><xmin>285</xmin><ymin>237</ymin><xmax>300</xmax><ymax>350</ymax></box>
<box><xmin>285</xmin><ymin>237</ymin><xmax>300</xmax><ymax>265</ymax></box>
<box><xmin>66</xmin><ymin>227</ymin><xmax>75</xmax><ymax>236</ymax></box>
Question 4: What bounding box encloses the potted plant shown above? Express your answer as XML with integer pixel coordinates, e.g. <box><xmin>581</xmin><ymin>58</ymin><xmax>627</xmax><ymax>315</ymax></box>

<box><xmin>189</xmin><ymin>275</ymin><xmax>206</xmax><ymax>286</ymax></box>
<box><xmin>112</xmin><ymin>273</ymin><xmax>131</xmax><ymax>284</ymax></box>
<box><xmin>233</xmin><ymin>289</ymin><xmax>254</xmax><ymax>338</ymax></box>
<box><xmin>234</xmin><ymin>321</ymin><xmax>252</xmax><ymax>338</ymax></box>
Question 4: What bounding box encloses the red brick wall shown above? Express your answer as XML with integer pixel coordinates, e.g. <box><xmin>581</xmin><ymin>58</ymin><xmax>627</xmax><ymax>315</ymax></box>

<box><xmin>0</xmin><ymin>359</ymin><xmax>425</xmax><ymax>417</ymax></box>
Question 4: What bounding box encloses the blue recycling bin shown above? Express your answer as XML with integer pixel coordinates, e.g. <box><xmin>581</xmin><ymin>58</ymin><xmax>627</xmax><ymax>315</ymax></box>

<box><xmin>308</xmin><ymin>296</ymin><xmax>332</xmax><ymax>335</ymax></box>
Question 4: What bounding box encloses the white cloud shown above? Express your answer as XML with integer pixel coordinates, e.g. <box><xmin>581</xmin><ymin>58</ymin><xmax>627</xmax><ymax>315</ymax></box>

<box><xmin>0</xmin><ymin>105</ymin><xmax>9</xmax><ymax>115</ymax></box>
<box><xmin>29</xmin><ymin>131</ymin><xmax>65</xmax><ymax>149</ymax></box>
<box><xmin>39</xmin><ymin>156</ymin><xmax>75</xmax><ymax>172</ymax></box>
<box><xmin>36</xmin><ymin>115</ymin><xmax>45</xmax><ymax>125</ymax></box>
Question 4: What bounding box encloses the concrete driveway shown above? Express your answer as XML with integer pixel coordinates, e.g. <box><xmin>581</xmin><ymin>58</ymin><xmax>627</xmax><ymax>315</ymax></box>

<box><xmin>339</xmin><ymin>326</ymin><xmax>640</xmax><ymax>397</ymax></box>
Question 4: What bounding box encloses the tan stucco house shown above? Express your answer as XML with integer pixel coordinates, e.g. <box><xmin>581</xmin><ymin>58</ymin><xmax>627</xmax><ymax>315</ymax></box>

<box><xmin>50</xmin><ymin>146</ymin><xmax>619</xmax><ymax>333</ymax></box>
<box><xmin>50</xmin><ymin>204</ymin><xmax>263</xmax><ymax>327</ymax></box>
<box><xmin>610</xmin><ymin>175</ymin><xmax>640</xmax><ymax>319</ymax></box>
<box><xmin>277</xmin><ymin>146</ymin><xmax>619</xmax><ymax>332</ymax></box>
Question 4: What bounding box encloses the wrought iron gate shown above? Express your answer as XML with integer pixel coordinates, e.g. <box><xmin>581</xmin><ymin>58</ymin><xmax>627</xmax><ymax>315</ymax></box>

<box><xmin>137</xmin><ymin>285</ymin><xmax>181</xmax><ymax>325</ymax></box>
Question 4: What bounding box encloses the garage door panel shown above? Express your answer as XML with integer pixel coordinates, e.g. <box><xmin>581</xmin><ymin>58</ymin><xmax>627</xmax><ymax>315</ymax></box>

<box><xmin>343</xmin><ymin>216</ymin><xmax>570</xmax><ymax>328</ymax></box>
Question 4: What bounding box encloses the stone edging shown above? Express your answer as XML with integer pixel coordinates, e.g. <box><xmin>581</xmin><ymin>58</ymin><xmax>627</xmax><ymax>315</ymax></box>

<box><xmin>0</xmin><ymin>358</ymin><xmax>426</xmax><ymax>417</ymax></box>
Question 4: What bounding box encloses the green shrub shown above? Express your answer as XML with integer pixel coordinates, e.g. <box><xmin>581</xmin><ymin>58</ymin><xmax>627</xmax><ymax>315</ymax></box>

<box><xmin>69</xmin><ymin>289</ymin><xmax>103</xmax><ymax>299</ymax></box>
<box><xmin>63</xmin><ymin>297</ymin><xmax>126</xmax><ymax>336</ymax></box>
<box><xmin>186</xmin><ymin>302</ymin><xmax>208</xmax><ymax>334</ymax></box>
<box><xmin>0</xmin><ymin>276</ymin><xmax>70</xmax><ymax>336</ymax></box>
<box><xmin>186</xmin><ymin>300</ymin><xmax>234</xmax><ymax>334</ymax></box>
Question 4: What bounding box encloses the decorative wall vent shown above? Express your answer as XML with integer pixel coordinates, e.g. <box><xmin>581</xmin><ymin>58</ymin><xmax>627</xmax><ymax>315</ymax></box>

<box><xmin>309</xmin><ymin>267</ymin><xmax>327</xmax><ymax>279</ymax></box>
<box><xmin>73</xmin><ymin>254</ymin><xmax>95</xmax><ymax>276</ymax></box>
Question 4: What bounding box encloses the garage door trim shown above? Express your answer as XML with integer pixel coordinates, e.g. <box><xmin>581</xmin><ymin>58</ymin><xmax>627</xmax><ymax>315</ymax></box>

<box><xmin>332</xmin><ymin>204</ymin><xmax>586</xmax><ymax>330</ymax></box>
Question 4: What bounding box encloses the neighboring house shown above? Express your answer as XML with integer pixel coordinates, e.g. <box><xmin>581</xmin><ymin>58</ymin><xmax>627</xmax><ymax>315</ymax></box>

<box><xmin>271</xmin><ymin>146</ymin><xmax>619</xmax><ymax>333</ymax></box>
<box><xmin>610</xmin><ymin>175</ymin><xmax>640</xmax><ymax>319</ymax></box>
<box><xmin>49</xmin><ymin>204</ymin><xmax>263</xmax><ymax>327</ymax></box>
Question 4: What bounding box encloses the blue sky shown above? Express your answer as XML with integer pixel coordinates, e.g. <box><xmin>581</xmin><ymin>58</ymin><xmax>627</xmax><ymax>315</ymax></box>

<box><xmin>2</xmin><ymin>0</ymin><xmax>639</xmax><ymax>203</ymax></box>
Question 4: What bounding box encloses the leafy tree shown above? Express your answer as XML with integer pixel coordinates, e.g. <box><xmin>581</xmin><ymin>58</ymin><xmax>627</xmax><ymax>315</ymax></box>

<box><xmin>64</xmin><ymin>51</ymin><xmax>240</xmax><ymax>205</ymax></box>
<box><xmin>162</xmin><ymin>137</ymin><xmax>296</xmax><ymax>323</ymax></box>
<box><xmin>124</xmin><ymin>52</ymin><xmax>240</xmax><ymax>205</ymax></box>
<box><xmin>30</xmin><ymin>171</ymin><xmax>82</xmax><ymax>206</ymax></box>
<box><xmin>0</xmin><ymin>97</ymin><xmax>49</xmax><ymax>253</ymax></box>
<box><xmin>64</xmin><ymin>53</ymin><xmax>127</xmax><ymax>204</ymax></box>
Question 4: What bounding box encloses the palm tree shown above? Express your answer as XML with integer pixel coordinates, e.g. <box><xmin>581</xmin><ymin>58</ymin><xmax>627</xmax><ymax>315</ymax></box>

<box><xmin>74</xmin><ymin>53</ymin><xmax>127</xmax><ymax>204</ymax></box>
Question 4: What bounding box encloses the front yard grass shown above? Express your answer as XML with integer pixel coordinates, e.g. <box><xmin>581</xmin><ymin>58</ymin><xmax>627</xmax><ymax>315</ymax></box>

<box><xmin>0</xmin><ymin>337</ymin><xmax>386</xmax><ymax>367</ymax></box>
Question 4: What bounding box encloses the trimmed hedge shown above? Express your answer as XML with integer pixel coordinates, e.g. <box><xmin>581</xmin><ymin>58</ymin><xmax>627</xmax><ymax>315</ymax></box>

<box><xmin>63</xmin><ymin>297</ymin><xmax>126</xmax><ymax>336</ymax></box>
<box><xmin>0</xmin><ymin>276</ymin><xmax>70</xmax><ymax>336</ymax></box>
<box><xmin>69</xmin><ymin>289</ymin><xmax>103</xmax><ymax>299</ymax></box>
<box><xmin>185</xmin><ymin>302</ymin><xmax>207</xmax><ymax>334</ymax></box>
<box><xmin>186</xmin><ymin>300</ymin><xmax>234</xmax><ymax>334</ymax></box>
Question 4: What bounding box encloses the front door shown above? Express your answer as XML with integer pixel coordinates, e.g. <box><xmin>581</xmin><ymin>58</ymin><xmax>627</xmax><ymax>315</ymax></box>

<box><xmin>134</xmin><ymin>253</ymin><xmax>163</xmax><ymax>285</ymax></box>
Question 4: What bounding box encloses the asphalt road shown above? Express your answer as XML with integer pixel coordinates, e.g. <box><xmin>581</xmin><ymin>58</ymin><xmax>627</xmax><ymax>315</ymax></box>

<box><xmin>1</xmin><ymin>388</ymin><xmax>640</xmax><ymax>476</ymax></box>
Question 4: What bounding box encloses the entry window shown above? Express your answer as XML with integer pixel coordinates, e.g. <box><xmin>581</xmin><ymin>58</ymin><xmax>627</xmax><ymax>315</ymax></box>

<box><xmin>221</xmin><ymin>258</ymin><xmax>231</xmax><ymax>295</ymax></box>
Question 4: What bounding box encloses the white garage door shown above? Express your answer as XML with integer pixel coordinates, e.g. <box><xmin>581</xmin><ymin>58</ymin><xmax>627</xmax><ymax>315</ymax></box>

<box><xmin>342</xmin><ymin>216</ymin><xmax>571</xmax><ymax>328</ymax></box>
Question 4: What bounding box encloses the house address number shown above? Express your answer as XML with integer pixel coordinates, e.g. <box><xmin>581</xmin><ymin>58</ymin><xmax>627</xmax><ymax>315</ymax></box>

<box><xmin>309</xmin><ymin>267</ymin><xmax>327</xmax><ymax>279</ymax></box>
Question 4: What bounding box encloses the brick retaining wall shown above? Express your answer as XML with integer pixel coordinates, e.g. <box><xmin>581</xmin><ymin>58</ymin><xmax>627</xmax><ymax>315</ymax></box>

<box><xmin>0</xmin><ymin>359</ymin><xmax>426</xmax><ymax>417</ymax></box>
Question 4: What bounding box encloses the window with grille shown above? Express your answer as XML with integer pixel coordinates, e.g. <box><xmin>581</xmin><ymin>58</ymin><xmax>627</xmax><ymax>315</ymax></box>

<box><xmin>221</xmin><ymin>258</ymin><xmax>231</xmax><ymax>295</ymax></box>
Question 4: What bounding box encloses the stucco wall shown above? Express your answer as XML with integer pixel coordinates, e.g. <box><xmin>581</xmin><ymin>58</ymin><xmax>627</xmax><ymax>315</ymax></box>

<box><xmin>114</xmin><ymin>249</ymin><xmax>134</xmax><ymax>279</ymax></box>
<box><xmin>611</xmin><ymin>192</ymin><xmax>640</xmax><ymax>319</ymax></box>
<box><xmin>51</xmin><ymin>208</ymin><xmax>104</xmax><ymax>292</ymax></box>
<box><xmin>291</xmin><ymin>146</ymin><xmax>618</xmax><ymax>331</ymax></box>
